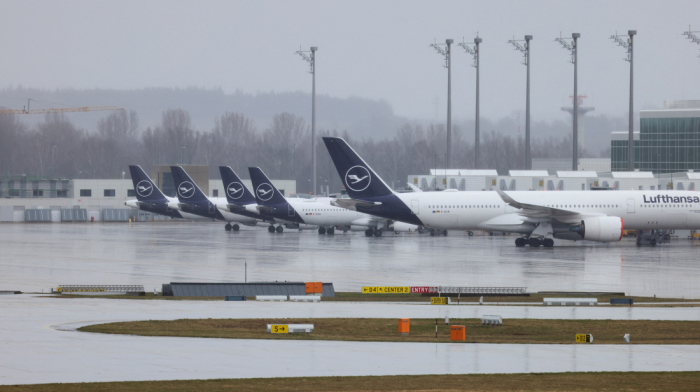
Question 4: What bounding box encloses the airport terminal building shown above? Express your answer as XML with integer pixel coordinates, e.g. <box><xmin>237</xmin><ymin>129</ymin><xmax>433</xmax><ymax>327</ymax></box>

<box><xmin>612</xmin><ymin>101</ymin><xmax>700</xmax><ymax>174</ymax></box>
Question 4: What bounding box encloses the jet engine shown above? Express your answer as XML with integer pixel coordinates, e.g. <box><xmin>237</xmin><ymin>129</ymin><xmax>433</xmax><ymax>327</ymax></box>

<box><xmin>553</xmin><ymin>217</ymin><xmax>623</xmax><ymax>242</ymax></box>
<box><xmin>388</xmin><ymin>221</ymin><xmax>418</xmax><ymax>233</ymax></box>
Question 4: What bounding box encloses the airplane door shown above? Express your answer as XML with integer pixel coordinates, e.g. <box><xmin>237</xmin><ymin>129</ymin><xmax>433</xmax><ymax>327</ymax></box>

<box><xmin>627</xmin><ymin>198</ymin><xmax>635</xmax><ymax>213</ymax></box>
<box><xmin>411</xmin><ymin>200</ymin><xmax>420</xmax><ymax>215</ymax></box>
<box><xmin>288</xmin><ymin>204</ymin><xmax>295</xmax><ymax>217</ymax></box>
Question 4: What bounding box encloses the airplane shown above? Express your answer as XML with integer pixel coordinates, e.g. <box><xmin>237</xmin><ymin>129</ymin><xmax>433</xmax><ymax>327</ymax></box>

<box><xmin>169</xmin><ymin>166</ymin><xmax>272</xmax><ymax>231</ymax></box>
<box><xmin>125</xmin><ymin>165</ymin><xmax>205</xmax><ymax>221</ymax></box>
<box><xmin>322</xmin><ymin>136</ymin><xmax>700</xmax><ymax>247</ymax></box>
<box><xmin>217</xmin><ymin>166</ymin><xmax>282</xmax><ymax>228</ymax></box>
<box><xmin>248</xmin><ymin>167</ymin><xmax>417</xmax><ymax>235</ymax></box>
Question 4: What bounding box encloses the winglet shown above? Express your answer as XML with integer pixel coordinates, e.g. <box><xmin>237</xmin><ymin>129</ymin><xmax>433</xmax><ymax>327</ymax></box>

<box><xmin>494</xmin><ymin>187</ymin><xmax>524</xmax><ymax>209</ymax></box>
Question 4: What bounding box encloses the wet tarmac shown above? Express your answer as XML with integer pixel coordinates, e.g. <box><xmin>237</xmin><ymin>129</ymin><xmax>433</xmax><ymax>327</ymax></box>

<box><xmin>2</xmin><ymin>222</ymin><xmax>700</xmax><ymax>298</ymax></box>
<box><xmin>2</xmin><ymin>295</ymin><xmax>700</xmax><ymax>385</ymax></box>
<box><xmin>3</xmin><ymin>222</ymin><xmax>700</xmax><ymax>384</ymax></box>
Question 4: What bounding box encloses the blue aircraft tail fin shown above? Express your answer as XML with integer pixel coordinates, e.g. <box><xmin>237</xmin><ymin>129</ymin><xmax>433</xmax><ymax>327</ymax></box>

<box><xmin>128</xmin><ymin>165</ymin><xmax>167</xmax><ymax>201</ymax></box>
<box><xmin>248</xmin><ymin>167</ymin><xmax>288</xmax><ymax>205</ymax></box>
<box><xmin>219</xmin><ymin>166</ymin><xmax>256</xmax><ymax>205</ymax></box>
<box><xmin>170</xmin><ymin>166</ymin><xmax>209</xmax><ymax>202</ymax></box>
<box><xmin>322</xmin><ymin>137</ymin><xmax>394</xmax><ymax>199</ymax></box>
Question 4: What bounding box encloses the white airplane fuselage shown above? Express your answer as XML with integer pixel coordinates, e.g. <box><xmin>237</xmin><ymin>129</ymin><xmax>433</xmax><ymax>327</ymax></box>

<box><xmin>392</xmin><ymin>190</ymin><xmax>700</xmax><ymax>232</ymax></box>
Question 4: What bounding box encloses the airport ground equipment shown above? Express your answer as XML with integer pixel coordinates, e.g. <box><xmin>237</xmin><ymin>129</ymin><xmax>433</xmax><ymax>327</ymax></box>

<box><xmin>225</xmin><ymin>296</ymin><xmax>246</xmax><ymax>301</ymax></box>
<box><xmin>267</xmin><ymin>324</ymin><xmax>314</xmax><ymax>333</ymax></box>
<box><xmin>450</xmin><ymin>325</ymin><xmax>466</xmax><ymax>340</ymax></box>
<box><xmin>544</xmin><ymin>298</ymin><xmax>597</xmax><ymax>306</ymax></box>
<box><xmin>256</xmin><ymin>295</ymin><xmax>288</xmax><ymax>302</ymax></box>
<box><xmin>399</xmin><ymin>319</ymin><xmax>410</xmax><ymax>335</ymax></box>
<box><xmin>481</xmin><ymin>315</ymin><xmax>503</xmax><ymax>325</ymax></box>
<box><xmin>305</xmin><ymin>282</ymin><xmax>323</xmax><ymax>295</ymax></box>
<box><xmin>636</xmin><ymin>229</ymin><xmax>671</xmax><ymax>246</ymax></box>
<box><xmin>289</xmin><ymin>295</ymin><xmax>320</xmax><ymax>302</ymax></box>
<box><xmin>610</xmin><ymin>298</ymin><xmax>634</xmax><ymax>306</ymax></box>
<box><xmin>164</xmin><ymin>282</ymin><xmax>335</xmax><ymax>297</ymax></box>
<box><xmin>56</xmin><ymin>285</ymin><xmax>144</xmax><ymax>294</ymax></box>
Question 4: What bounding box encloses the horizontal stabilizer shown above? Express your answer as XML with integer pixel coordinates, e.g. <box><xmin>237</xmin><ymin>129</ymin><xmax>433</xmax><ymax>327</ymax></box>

<box><xmin>331</xmin><ymin>198</ymin><xmax>382</xmax><ymax>211</ymax></box>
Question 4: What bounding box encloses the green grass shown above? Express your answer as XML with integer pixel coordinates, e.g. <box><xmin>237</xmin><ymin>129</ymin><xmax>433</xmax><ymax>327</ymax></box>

<box><xmin>79</xmin><ymin>318</ymin><xmax>700</xmax><ymax>344</ymax></box>
<box><xmin>2</xmin><ymin>372</ymin><xmax>700</xmax><ymax>391</ymax></box>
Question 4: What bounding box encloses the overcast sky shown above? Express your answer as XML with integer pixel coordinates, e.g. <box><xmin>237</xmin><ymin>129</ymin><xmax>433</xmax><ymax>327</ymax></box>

<box><xmin>2</xmin><ymin>0</ymin><xmax>699</xmax><ymax>123</ymax></box>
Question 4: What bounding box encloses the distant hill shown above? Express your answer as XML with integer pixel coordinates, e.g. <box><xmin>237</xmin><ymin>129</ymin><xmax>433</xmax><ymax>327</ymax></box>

<box><xmin>0</xmin><ymin>86</ymin><xmax>404</xmax><ymax>140</ymax></box>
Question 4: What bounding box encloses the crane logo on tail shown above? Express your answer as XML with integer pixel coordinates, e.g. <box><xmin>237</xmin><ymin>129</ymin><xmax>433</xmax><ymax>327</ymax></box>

<box><xmin>226</xmin><ymin>182</ymin><xmax>245</xmax><ymax>200</ymax></box>
<box><xmin>345</xmin><ymin>166</ymin><xmax>371</xmax><ymax>192</ymax></box>
<box><xmin>255</xmin><ymin>183</ymin><xmax>274</xmax><ymax>201</ymax></box>
<box><xmin>135</xmin><ymin>180</ymin><xmax>153</xmax><ymax>198</ymax></box>
<box><xmin>178</xmin><ymin>181</ymin><xmax>195</xmax><ymax>199</ymax></box>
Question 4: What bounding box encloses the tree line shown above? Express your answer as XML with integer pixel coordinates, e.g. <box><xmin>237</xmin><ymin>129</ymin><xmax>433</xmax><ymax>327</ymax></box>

<box><xmin>0</xmin><ymin>109</ymin><xmax>596</xmax><ymax>194</ymax></box>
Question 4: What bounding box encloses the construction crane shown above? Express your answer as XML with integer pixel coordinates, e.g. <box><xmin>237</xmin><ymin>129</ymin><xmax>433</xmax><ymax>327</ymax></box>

<box><xmin>0</xmin><ymin>99</ymin><xmax>122</xmax><ymax>114</ymax></box>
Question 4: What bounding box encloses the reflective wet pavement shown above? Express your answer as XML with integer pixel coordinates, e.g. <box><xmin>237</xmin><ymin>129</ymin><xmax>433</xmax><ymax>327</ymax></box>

<box><xmin>2</xmin><ymin>222</ymin><xmax>700</xmax><ymax>298</ymax></box>
<box><xmin>2</xmin><ymin>295</ymin><xmax>700</xmax><ymax>385</ymax></box>
<box><xmin>3</xmin><ymin>222</ymin><xmax>700</xmax><ymax>384</ymax></box>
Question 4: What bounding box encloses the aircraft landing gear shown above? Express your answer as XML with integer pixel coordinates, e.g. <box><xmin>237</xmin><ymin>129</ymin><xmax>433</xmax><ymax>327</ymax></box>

<box><xmin>327</xmin><ymin>228</ymin><xmax>335</xmax><ymax>235</ymax></box>
<box><xmin>318</xmin><ymin>227</ymin><xmax>326</xmax><ymax>235</ymax></box>
<box><xmin>365</xmin><ymin>228</ymin><xmax>373</xmax><ymax>237</ymax></box>
<box><xmin>225</xmin><ymin>223</ymin><xmax>232</xmax><ymax>232</ymax></box>
<box><xmin>515</xmin><ymin>237</ymin><xmax>526</xmax><ymax>247</ymax></box>
<box><xmin>268</xmin><ymin>225</ymin><xmax>276</xmax><ymax>233</ymax></box>
<box><xmin>276</xmin><ymin>225</ymin><xmax>284</xmax><ymax>233</ymax></box>
<box><xmin>374</xmin><ymin>228</ymin><xmax>383</xmax><ymax>237</ymax></box>
<box><xmin>232</xmin><ymin>224</ymin><xmax>239</xmax><ymax>231</ymax></box>
<box><xmin>543</xmin><ymin>238</ymin><xmax>554</xmax><ymax>248</ymax></box>
<box><xmin>528</xmin><ymin>237</ymin><xmax>541</xmax><ymax>247</ymax></box>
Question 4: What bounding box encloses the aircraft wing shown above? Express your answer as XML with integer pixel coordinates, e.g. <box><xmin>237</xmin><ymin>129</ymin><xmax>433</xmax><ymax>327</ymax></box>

<box><xmin>226</xmin><ymin>204</ymin><xmax>246</xmax><ymax>212</ymax></box>
<box><xmin>406</xmin><ymin>183</ymin><xmax>423</xmax><ymax>192</ymax></box>
<box><xmin>494</xmin><ymin>188</ymin><xmax>604</xmax><ymax>223</ymax></box>
<box><xmin>331</xmin><ymin>198</ymin><xmax>381</xmax><ymax>211</ymax></box>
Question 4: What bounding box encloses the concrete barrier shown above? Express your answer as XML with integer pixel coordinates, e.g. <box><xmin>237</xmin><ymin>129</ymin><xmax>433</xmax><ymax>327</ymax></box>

<box><xmin>481</xmin><ymin>315</ymin><xmax>502</xmax><ymax>325</ymax></box>
<box><xmin>289</xmin><ymin>295</ymin><xmax>320</xmax><ymax>302</ymax></box>
<box><xmin>256</xmin><ymin>295</ymin><xmax>287</xmax><ymax>302</ymax></box>
<box><xmin>544</xmin><ymin>298</ymin><xmax>597</xmax><ymax>306</ymax></box>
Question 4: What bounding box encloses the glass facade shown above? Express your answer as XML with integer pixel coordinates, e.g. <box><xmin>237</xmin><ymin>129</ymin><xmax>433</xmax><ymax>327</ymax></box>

<box><xmin>612</xmin><ymin>115</ymin><xmax>700</xmax><ymax>174</ymax></box>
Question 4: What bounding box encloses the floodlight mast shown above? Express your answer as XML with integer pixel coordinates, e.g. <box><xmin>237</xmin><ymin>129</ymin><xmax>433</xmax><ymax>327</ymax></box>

<box><xmin>459</xmin><ymin>35</ymin><xmax>482</xmax><ymax>169</ymax></box>
<box><xmin>610</xmin><ymin>30</ymin><xmax>636</xmax><ymax>172</ymax></box>
<box><xmin>296</xmin><ymin>46</ymin><xmax>318</xmax><ymax>195</ymax></box>
<box><xmin>507</xmin><ymin>35</ymin><xmax>532</xmax><ymax>170</ymax></box>
<box><xmin>556</xmin><ymin>33</ymin><xmax>580</xmax><ymax>171</ymax></box>
<box><xmin>682</xmin><ymin>25</ymin><xmax>700</xmax><ymax>58</ymax></box>
<box><xmin>430</xmin><ymin>39</ymin><xmax>454</xmax><ymax>169</ymax></box>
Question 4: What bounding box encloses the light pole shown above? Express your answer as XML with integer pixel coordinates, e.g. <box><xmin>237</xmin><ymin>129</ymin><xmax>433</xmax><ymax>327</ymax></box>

<box><xmin>508</xmin><ymin>35</ymin><xmax>532</xmax><ymax>170</ymax></box>
<box><xmin>51</xmin><ymin>145</ymin><xmax>57</xmax><ymax>179</ymax></box>
<box><xmin>459</xmin><ymin>36</ymin><xmax>482</xmax><ymax>169</ymax></box>
<box><xmin>296</xmin><ymin>46</ymin><xmax>318</xmax><ymax>195</ymax></box>
<box><xmin>430</xmin><ymin>38</ymin><xmax>454</xmax><ymax>169</ymax></box>
<box><xmin>556</xmin><ymin>33</ymin><xmax>581</xmax><ymax>171</ymax></box>
<box><xmin>610</xmin><ymin>30</ymin><xmax>636</xmax><ymax>171</ymax></box>
<box><xmin>682</xmin><ymin>25</ymin><xmax>700</xmax><ymax>58</ymax></box>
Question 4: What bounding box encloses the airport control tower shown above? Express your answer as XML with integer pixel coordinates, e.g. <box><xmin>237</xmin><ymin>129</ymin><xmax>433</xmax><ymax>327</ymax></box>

<box><xmin>561</xmin><ymin>95</ymin><xmax>595</xmax><ymax>155</ymax></box>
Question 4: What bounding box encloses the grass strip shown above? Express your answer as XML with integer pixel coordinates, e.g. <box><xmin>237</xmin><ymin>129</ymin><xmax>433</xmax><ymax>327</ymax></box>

<box><xmin>79</xmin><ymin>318</ymin><xmax>700</xmax><ymax>344</ymax></box>
<box><xmin>2</xmin><ymin>372</ymin><xmax>700</xmax><ymax>391</ymax></box>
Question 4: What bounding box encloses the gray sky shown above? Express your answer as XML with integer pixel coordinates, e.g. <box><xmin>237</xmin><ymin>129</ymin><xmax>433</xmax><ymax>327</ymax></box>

<box><xmin>3</xmin><ymin>0</ymin><xmax>699</xmax><ymax>123</ymax></box>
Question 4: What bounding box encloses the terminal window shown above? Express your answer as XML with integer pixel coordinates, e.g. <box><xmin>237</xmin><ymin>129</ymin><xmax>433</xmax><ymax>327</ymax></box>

<box><xmin>127</xmin><ymin>189</ymin><xmax>135</xmax><ymax>197</ymax></box>
<box><xmin>33</xmin><ymin>190</ymin><xmax>43</xmax><ymax>197</ymax></box>
<box><xmin>57</xmin><ymin>190</ymin><xmax>68</xmax><ymax>198</ymax></box>
<box><xmin>9</xmin><ymin>189</ymin><xmax>19</xmax><ymax>197</ymax></box>
<box><xmin>212</xmin><ymin>189</ymin><xmax>218</xmax><ymax>197</ymax></box>
<box><xmin>80</xmin><ymin>189</ymin><xmax>91</xmax><ymax>197</ymax></box>
<box><xmin>104</xmin><ymin>189</ymin><xmax>116</xmax><ymax>197</ymax></box>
